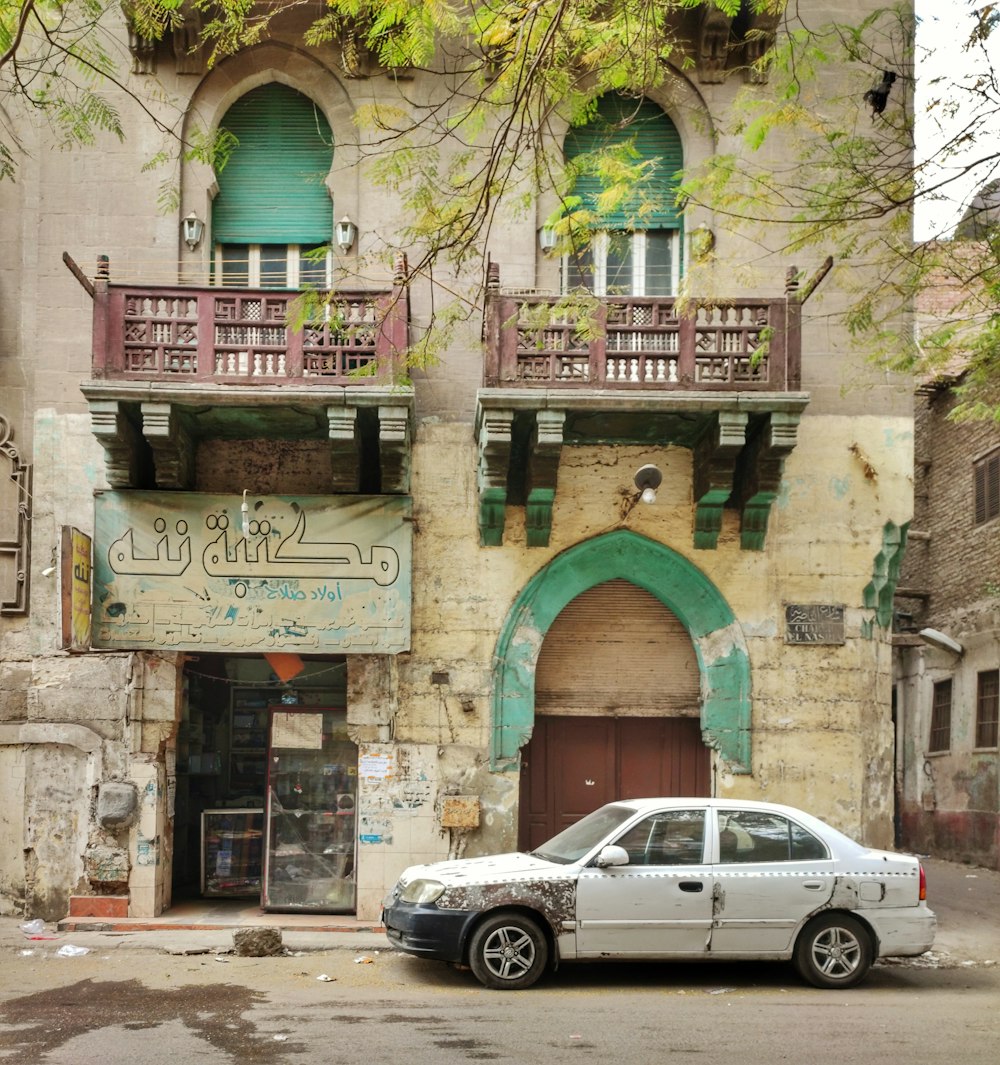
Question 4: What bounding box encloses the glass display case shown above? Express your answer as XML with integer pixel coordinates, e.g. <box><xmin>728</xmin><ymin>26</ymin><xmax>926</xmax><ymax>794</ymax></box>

<box><xmin>201</xmin><ymin>808</ymin><xmax>264</xmax><ymax>897</ymax></box>
<box><xmin>262</xmin><ymin>707</ymin><xmax>357</xmax><ymax>912</ymax></box>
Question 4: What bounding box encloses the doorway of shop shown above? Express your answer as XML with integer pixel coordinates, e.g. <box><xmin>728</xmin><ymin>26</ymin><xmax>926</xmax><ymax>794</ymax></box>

<box><xmin>172</xmin><ymin>654</ymin><xmax>349</xmax><ymax>909</ymax></box>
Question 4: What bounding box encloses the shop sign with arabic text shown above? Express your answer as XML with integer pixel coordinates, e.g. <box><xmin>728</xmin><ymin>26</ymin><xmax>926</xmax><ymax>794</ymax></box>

<box><xmin>93</xmin><ymin>492</ymin><xmax>411</xmax><ymax>653</ymax></box>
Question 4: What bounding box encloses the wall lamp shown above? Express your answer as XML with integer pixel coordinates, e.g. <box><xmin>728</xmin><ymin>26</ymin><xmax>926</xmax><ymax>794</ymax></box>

<box><xmin>336</xmin><ymin>215</ymin><xmax>357</xmax><ymax>253</ymax></box>
<box><xmin>181</xmin><ymin>212</ymin><xmax>205</xmax><ymax>250</ymax></box>
<box><xmin>538</xmin><ymin>227</ymin><xmax>557</xmax><ymax>253</ymax></box>
<box><xmin>634</xmin><ymin>464</ymin><xmax>662</xmax><ymax>505</ymax></box>
<box><xmin>918</xmin><ymin>628</ymin><xmax>964</xmax><ymax>656</ymax></box>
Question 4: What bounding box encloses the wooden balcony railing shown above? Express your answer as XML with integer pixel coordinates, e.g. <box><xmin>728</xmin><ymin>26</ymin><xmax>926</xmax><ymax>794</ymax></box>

<box><xmin>483</xmin><ymin>265</ymin><xmax>804</xmax><ymax>392</ymax></box>
<box><xmin>90</xmin><ymin>273</ymin><xmax>410</xmax><ymax>386</ymax></box>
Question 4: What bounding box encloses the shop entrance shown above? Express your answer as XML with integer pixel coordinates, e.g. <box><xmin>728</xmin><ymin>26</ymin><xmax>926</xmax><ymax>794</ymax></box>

<box><xmin>173</xmin><ymin>655</ymin><xmax>354</xmax><ymax>912</ymax></box>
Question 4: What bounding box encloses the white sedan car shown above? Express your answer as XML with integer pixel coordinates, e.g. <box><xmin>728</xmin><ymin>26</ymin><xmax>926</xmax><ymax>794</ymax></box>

<box><xmin>383</xmin><ymin>798</ymin><xmax>935</xmax><ymax>990</ymax></box>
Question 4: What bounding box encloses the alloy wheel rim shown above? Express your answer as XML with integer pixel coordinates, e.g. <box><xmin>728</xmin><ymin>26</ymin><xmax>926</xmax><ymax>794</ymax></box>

<box><xmin>811</xmin><ymin>926</ymin><xmax>862</xmax><ymax>978</ymax></box>
<box><xmin>482</xmin><ymin>926</ymin><xmax>535</xmax><ymax>980</ymax></box>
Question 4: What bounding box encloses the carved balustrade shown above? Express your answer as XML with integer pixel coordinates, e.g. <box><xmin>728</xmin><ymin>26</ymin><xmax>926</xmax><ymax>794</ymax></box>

<box><xmin>483</xmin><ymin>284</ymin><xmax>801</xmax><ymax>393</ymax></box>
<box><xmin>91</xmin><ymin>281</ymin><xmax>409</xmax><ymax>385</ymax></box>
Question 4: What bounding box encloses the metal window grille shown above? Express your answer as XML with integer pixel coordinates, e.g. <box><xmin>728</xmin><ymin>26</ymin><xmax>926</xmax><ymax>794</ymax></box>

<box><xmin>975</xmin><ymin>670</ymin><xmax>999</xmax><ymax>749</ymax></box>
<box><xmin>929</xmin><ymin>679</ymin><xmax>952</xmax><ymax>752</ymax></box>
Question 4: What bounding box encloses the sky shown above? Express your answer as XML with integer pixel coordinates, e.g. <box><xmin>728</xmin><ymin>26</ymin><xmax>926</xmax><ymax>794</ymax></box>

<box><xmin>914</xmin><ymin>0</ymin><xmax>1000</xmax><ymax>239</ymax></box>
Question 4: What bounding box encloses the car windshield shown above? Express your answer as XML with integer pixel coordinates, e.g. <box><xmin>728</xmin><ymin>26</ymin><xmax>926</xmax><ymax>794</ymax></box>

<box><xmin>530</xmin><ymin>804</ymin><xmax>637</xmax><ymax>864</ymax></box>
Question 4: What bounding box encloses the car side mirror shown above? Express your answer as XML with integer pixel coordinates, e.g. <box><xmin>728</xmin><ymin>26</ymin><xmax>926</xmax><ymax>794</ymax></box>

<box><xmin>594</xmin><ymin>845</ymin><xmax>630</xmax><ymax>868</ymax></box>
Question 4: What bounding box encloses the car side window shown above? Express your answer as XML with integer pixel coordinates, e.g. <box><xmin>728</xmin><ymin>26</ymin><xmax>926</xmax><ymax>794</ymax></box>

<box><xmin>718</xmin><ymin>810</ymin><xmax>829</xmax><ymax>863</ymax></box>
<box><xmin>613</xmin><ymin>810</ymin><xmax>706</xmax><ymax>865</ymax></box>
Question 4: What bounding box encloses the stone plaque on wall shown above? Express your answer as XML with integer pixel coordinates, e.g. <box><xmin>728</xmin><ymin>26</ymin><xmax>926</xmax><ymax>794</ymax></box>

<box><xmin>93</xmin><ymin>492</ymin><xmax>411</xmax><ymax>653</ymax></box>
<box><xmin>784</xmin><ymin>604</ymin><xmax>845</xmax><ymax>645</ymax></box>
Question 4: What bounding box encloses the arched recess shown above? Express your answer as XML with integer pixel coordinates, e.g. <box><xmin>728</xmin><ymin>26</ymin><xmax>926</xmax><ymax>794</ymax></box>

<box><xmin>179</xmin><ymin>42</ymin><xmax>361</xmax><ymax>271</ymax></box>
<box><xmin>490</xmin><ymin>529</ymin><xmax>751</xmax><ymax>773</ymax></box>
<box><xmin>535</xmin><ymin>65</ymin><xmax>717</xmax><ymax>252</ymax></box>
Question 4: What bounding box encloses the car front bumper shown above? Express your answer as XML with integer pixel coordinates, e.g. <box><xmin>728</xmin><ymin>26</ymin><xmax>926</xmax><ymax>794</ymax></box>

<box><xmin>382</xmin><ymin>899</ymin><xmax>479</xmax><ymax>963</ymax></box>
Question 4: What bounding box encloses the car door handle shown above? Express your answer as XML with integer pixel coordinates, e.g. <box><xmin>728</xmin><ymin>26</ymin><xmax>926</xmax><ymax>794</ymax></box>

<box><xmin>802</xmin><ymin>881</ymin><xmax>826</xmax><ymax>890</ymax></box>
<box><xmin>678</xmin><ymin>881</ymin><xmax>704</xmax><ymax>892</ymax></box>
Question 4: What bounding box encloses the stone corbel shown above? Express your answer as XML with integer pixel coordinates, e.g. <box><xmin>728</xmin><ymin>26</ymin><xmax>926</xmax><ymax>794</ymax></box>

<box><xmin>743</xmin><ymin>11</ymin><xmax>780</xmax><ymax>84</ymax></box>
<box><xmin>327</xmin><ymin>406</ymin><xmax>361</xmax><ymax>492</ymax></box>
<box><xmin>698</xmin><ymin>6</ymin><xmax>733</xmax><ymax>84</ymax></box>
<box><xmin>736</xmin><ymin>411</ymin><xmax>800</xmax><ymax>550</ymax></box>
<box><xmin>0</xmin><ymin>415</ymin><xmax>31</xmax><ymax>615</ymax></box>
<box><xmin>477</xmin><ymin>408</ymin><xmax>514</xmax><ymax>547</ymax></box>
<box><xmin>525</xmin><ymin>409</ymin><xmax>565</xmax><ymax>548</ymax></box>
<box><xmin>141</xmin><ymin>403</ymin><xmax>195</xmax><ymax>489</ymax></box>
<box><xmin>121</xmin><ymin>5</ymin><xmax>157</xmax><ymax>74</ymax></box>
<box><xmin>692</xmin><ymin>410</ymin><xmax>748</xmax><ymax>549</ymax></box>
<box><xmin>89</xmin><ymin>400</ymin><xmax>144</xmax><ymax>488</ymax></box>
<box><xmin>378</xmin><ymin>405</ymin><xmax>411</xmax><ymax>494</ymax></box>
<box><xmin>173</xmin><ymin>9</ymin><xmax>206</xmax><ymax>75</ymax></box>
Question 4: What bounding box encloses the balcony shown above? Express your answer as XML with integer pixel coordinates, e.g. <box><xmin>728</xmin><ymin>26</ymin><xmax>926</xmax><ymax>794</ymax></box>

<box><xmin>476</xmin><ymin>262</ymin><xmax>827</xmax><ymax>550</ymax></box>
<box><xmin>80</xmin><ymin>262</ymin><xmax>413</xmax><ymax>494</ymax></box>
<box><xmin>483</xmin><ymin>290</ymin><xmax>798</xmax><ymax>392</ymax></box>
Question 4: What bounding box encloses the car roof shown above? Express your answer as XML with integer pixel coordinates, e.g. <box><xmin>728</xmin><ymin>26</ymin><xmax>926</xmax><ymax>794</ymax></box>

<box><xmin>612</xmin><ymin>797</ymin><xmax>816</xmax><ymax>814</ymax></box>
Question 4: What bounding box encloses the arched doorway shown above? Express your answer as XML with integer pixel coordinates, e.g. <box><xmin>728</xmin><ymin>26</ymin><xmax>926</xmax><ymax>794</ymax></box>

<box><xmin>490</xmin><ymin>530</ymin><xmax>751</xmax><ymax>840</ymax></box>
<box><xmin>519</xmin><ymin>579</ymin><xmax>710</xmax><ymax>847</ymax></box>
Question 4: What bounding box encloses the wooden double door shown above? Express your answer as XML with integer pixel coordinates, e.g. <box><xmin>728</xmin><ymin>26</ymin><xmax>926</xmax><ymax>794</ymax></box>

<box><xmin>518</xmin><ymin>715</ymin><xmax>710</xmax><ymax>851</ymax></box>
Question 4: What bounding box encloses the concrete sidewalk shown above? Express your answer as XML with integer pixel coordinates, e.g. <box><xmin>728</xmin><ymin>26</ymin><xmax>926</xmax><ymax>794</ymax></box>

<box><xmin>1</xmin><ymin>857</ymin><xmax>997</xmax><ymax>962</ymax></box>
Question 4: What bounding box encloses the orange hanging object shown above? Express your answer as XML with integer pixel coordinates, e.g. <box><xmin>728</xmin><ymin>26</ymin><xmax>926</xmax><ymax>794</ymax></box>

<box><xmin>265</xmin><ymin>652</ymin><xmax>305</xmax><ymax>682</ymax></box>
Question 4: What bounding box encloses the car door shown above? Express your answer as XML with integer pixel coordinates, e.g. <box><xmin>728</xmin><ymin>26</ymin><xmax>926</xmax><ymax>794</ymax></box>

<box><xmin>710</xmin><ymin>807</ymin><xmax>837</xmax><ymax>954</ymax></box>
<box><xmin>574</xmin><ymin>808</ymin><xmax>714</xmax><ymax>956</ymax></box>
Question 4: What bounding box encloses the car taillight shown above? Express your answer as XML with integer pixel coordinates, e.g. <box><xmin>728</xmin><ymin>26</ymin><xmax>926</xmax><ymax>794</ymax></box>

<box><xmin>919</xmin><ymin>863</ymin><xmax>927</xmax><ymax>901</ymax></box>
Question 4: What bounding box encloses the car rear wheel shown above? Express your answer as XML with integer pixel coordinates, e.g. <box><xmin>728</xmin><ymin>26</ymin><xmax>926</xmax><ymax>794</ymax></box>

<box><xmin>467</xmin><ymin>912</ymin><xmax>549</xmax><ymax>990</ymax></box>
<box><xmin>794</xmin><ymin>913</ymin><xmax>873</xmax><ymax>989</ymax></box>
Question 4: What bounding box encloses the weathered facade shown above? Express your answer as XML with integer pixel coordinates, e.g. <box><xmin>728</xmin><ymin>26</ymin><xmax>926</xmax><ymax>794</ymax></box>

<box><xmin>0</xmin><ymin>2</ymin><xmax>915</xmax><ymax>922</ymax></box>
<box><xmin>895</xmin><ymin>258</ymin><xmax>1000</xmax><ymax>868</ymax></box>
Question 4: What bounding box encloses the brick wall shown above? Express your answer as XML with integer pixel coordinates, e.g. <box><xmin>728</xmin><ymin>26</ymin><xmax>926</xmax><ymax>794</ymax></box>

<box><xmin>901</xmin><ymin>386</ymin><xmax>1000</xmax><ymax>624</ymax></box>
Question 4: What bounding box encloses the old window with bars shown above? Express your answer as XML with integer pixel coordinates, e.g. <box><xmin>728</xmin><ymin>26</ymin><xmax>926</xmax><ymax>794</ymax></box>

<box><xmin>928</xmin><ymin>679</ymin><xmax>952</xmax><ymax>752</ymax></box>
<box><xmin>975</xmin><ymin>669</ymin><xmax>999</xmax><ymax>749</ymax></box>
<box><xmin>974</xmin><ymin>449</ymin><xmax>1000</xmax><ymax>526</ymax></box>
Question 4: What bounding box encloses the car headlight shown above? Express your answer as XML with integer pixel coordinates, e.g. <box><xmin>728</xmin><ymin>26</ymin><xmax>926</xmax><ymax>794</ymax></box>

<box><xmin>399</xmin><ymin>878</ymin><xmax>446</xmax><ymax>905</ymax></box>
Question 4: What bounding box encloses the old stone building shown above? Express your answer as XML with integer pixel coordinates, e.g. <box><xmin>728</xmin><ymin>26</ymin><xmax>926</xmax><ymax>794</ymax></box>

<box><xmin>895</xmin><ymin>242</ymin><xmax>1000</xmax><ymax>871</ymax></box>
<box><xmin>0</xmin><ymin>2</ymin><xmax>915</xmax><ymax>922</ymax></box>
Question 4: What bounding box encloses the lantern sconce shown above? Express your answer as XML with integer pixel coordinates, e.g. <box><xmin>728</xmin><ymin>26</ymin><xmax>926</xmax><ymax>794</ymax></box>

<box><xmin>335</xmin><ymin>215</ymin><xmax>358</xmax><ymax>253</ymax></box>
<box><xmin>181</xmin><ymin>212</ymin><xmax>205</xmax><ymax>251</ymax></box>
<box><xmin>538</xmin><ymin>227</ymin><xmax>557</xmax><ymax>253</ymax></box>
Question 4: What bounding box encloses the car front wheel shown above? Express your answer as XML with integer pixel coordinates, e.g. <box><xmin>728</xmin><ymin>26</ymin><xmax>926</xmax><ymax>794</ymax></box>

<box><xmin>467</xmin><ymin>912</ymin><xmax>549</xmax><ymax>990</ymax></box>
<box><xmin>794</xmin><ymin>913</ymin><xmax>874</xmax><ymax>989</ymax></box>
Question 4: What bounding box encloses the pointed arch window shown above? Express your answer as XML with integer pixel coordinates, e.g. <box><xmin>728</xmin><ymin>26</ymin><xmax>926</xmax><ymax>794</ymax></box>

<box><xmin>562</xmin><ymin>96</ymin><xmax>684</xmax><ymax>297</ymax></box>
<box><xmin>212</xmin><ymin>83</ymin><xmax>334</xmax><ymax>288</ymax></box>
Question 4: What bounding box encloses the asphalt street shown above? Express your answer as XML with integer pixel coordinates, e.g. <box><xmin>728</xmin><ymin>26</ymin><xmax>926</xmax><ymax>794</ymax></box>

<box><xmin>0</xmin><ymin>857</ymin><xmax>997</xmax><ymax>1064</ymax></box>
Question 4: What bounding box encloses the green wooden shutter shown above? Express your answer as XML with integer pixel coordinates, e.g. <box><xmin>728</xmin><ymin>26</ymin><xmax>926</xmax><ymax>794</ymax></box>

<box><xmin>564</xmin><ymin>96</ymin><xmax>683</xmax><ymax>230</ymax></box>
<box><xmin>213</xmin><ymin>84</ymin><xmax>334</xmax><ymax>245</ymax></box>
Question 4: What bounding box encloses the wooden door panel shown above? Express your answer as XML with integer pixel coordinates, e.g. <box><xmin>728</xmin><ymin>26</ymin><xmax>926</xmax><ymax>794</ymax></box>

<box><xmin>552</xmin><ymin>717</ymin><xmax>616</xmax><ymax>826</ymax></box>
<box><xmin>619</xmin><ymin>717</ymin><xmax>709</xmax><ymax>797</ymax></box>
<box><xmin>519</xmin><ymin>715</ymin><xmax>709</xmax><ymax>849</ymax></box>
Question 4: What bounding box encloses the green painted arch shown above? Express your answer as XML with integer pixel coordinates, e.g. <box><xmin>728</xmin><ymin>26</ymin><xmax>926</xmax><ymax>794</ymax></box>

<box><xmin>490</xmin><ymin>529</ymin><xmax>751</xmax><ymax>773</ymax></box>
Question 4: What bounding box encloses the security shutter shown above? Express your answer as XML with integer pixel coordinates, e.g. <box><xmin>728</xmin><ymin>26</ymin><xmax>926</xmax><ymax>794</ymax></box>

<box><xmin>535</xmin><ymin>579</ymin><xmax>700</xmax><ymax>715</ymax></box>
<box><xmin>564</xmin><ymin>95</ymin><xmax>683</xmax><ymax>230</ymax></box>
<box><xmin>213</xmin><ymin>84</ymin><xmax>334</xmax><ymax>245</ymax></box>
